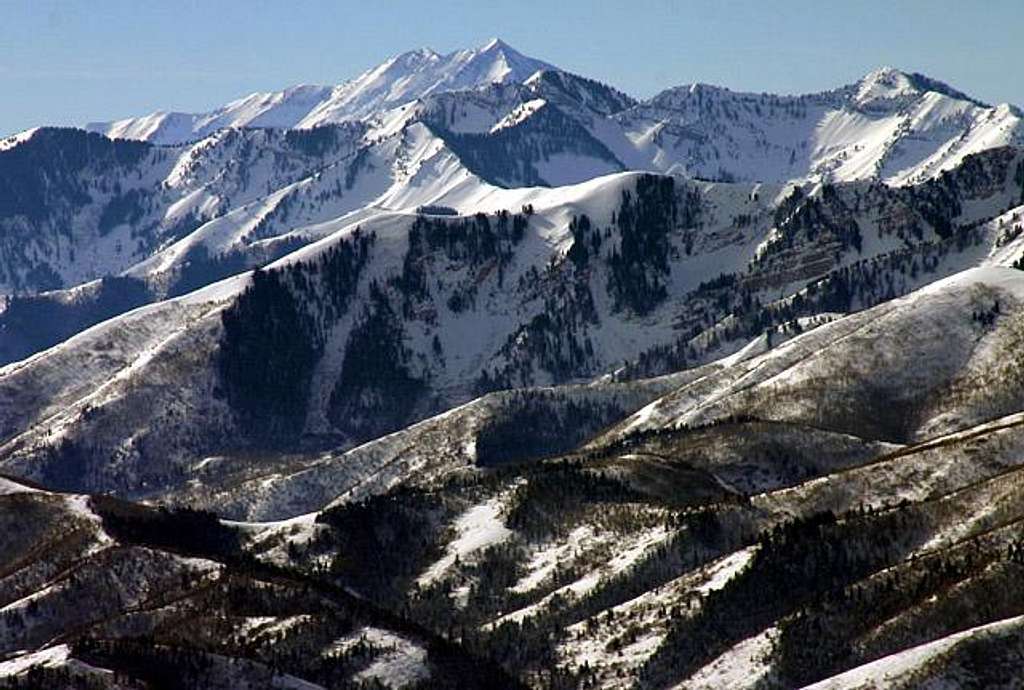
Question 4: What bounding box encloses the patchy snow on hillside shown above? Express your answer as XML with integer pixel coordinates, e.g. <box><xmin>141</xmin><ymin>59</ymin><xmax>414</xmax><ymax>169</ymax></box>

<box><xmin>555</xmin><ymin>545</ymin><xmax>759</xmax><ymax>685</ymax></box>
<box><xmin>0</xmin><ymin>645</ymin><xmax>78</xmax><ymax>679</ymax></box>
<box><xmin>337</xmin><ymin>627</ymin><xmax>430</xmax><ymax>689</ymax></box>
<box><xmin>417</xmin><ymin>493</ymin><xmax>514</xmax><ymax>586</ymax></box>
<box><xmin>0</xmin><ymin>477</ymin><xmax>41</xmax><ymax>495</ymax></box>
<box><xmin>511</xmin><ymin>525</ymin><xmax>595</xmax><ymax>594</ymax></box>
<box><xmin>491</xmin><ymin>98</ymin><xmax>547</xmax><ymax>133</ymax></box>
<box><xmin>677</xmin><ymin>627</ymin><xmax>778</xmax><ymax>690</ymax></box>
<box><xmin>802</xmin><ymin>614</ymin><xmax>1024</xmax><ymax>689</ymax></box>
<box><xmin>494</xmin><ymin>525</ymin><xmax>671</xmax><ymax>628</ymax></box>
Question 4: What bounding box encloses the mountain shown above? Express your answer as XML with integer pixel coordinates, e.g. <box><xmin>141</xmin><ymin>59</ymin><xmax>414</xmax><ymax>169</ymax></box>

<box><xmin>79</xmin><ymin>41</ymin><xmax>1024</xmax><ymax>188</ymax></box>
<box><xmin>5</xmin><ymin>37</ymin><xmax>1024</xmax><ymax>690</ymax></box>
<box><xmin>6</xmin><ymin>265</ymin><xmax>1024</xmax><ymax>687</ymax></box>
<box><xmin>602</xmin><ymin>66</ymin><xmax>1023</xmax><ymax>185</ymax></box>
<box><xmin>85</xmin><ymin>38</ymin><xmax>557</xmax><ymax>145</ymax></box>
<box><xmin>3</xmin><ymin>145</ymin><xmax>1023</xmax><ymax>519</ymax></box>
<box><xmin>0</xmin><ymin>475</ymin><xmax>522</xmax><ymax>689</ymax></box>
<box><xmin>6</xmin><ymin>56</ymin><xmax>1018</xmax><ymax>295</ymax></box>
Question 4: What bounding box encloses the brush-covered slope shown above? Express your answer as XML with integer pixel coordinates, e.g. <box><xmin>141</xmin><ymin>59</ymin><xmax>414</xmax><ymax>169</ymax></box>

<box><xmin>249</xmin><ymin>265</ymin><xmax>1024</xmax><ymax>689</ymax></box>
<box><xmin>8</xmin><ymin>266</ymin><xmax>1024</xmax><ymax>689</ymax></box>
<box><xmin>0</xmin><ymin>476</ymin><xmax>521</xmax><ymax>689</ymax></box>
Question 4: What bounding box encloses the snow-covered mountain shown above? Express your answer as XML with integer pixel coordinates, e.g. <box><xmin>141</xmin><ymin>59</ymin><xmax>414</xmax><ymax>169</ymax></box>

<box><xmin>3</xmin><ymin>145</ymin><xmax>1023</xmax><ymax>517</ymax></box>
<box><xmin>606</xmin><ymin>66</ymin><xmax>1023</xmax><ymax>185</ymax></box>
<box><xmin>6</xmin><ymin>37</ymin><xmax>1024</xmax><ymax>690</ymax></box>
<box><xmin>79</xmin><ymin>39</ymin><xmax>1024</xmax><ymax>189</ymax></box>
<box><xmin>7</xmin><ymin>263</ymin><xmax>1024</xmax><ymax>688</ymax></box>
<box><xmin>85</xmin><ymin>38</ymin><xmax>556</xmax><ymax>145</ymax></box>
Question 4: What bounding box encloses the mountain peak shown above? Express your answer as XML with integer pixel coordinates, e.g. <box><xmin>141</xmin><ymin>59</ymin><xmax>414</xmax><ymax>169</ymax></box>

<box><xmin>853</xmin><ymin>66</ymin><xmax>989</xmax><ymax>108</ymax></box>
<box><xmin>439</xmin><ymin>38</ymin><xmax>556</xmax><ymax>89</ymax></box>
<box><xmin>853</xmin><ymin>66</ymin><xmax>918</xmax><ymax>103</ymax></box>
<box><xmin>861</xmin><ymin>65</ymin><xmax>910</xmax><ymax>82</ymax></box>
<box><xmin>480</xmin><ymin>37</ymin><xmax>511</xmax><ymax>51</ymax></box>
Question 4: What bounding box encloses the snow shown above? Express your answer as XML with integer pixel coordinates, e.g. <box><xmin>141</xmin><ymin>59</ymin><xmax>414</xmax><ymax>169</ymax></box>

<box><xmin>9</xmin><ymin>46</ymin><xmax>1017</xmax><ymax>304</ymax></box>
<box><xmin>417</xmin><ymin>494</ymin><xmax>513</xmax><ymax>586</ymax></box>
<box><xmin>62</xmin><ymin>494</ymin><xmax>115</xmax><ymax>550</ymax></box>
<box><xmin>7</xmin><ymin>46</ymin><xmax>1024</xmax><ymax>690</ymax></box>
<box><xmin>602</xmin><ymin>67</ymin><xmax>1021</xmax><ymax>185</ymax></box>
<box><xmin>555</xmin><ymin>544</ymin><xmax>759</xmax><ymax>683</ymax></box>
<box><xmin>235</xmin><ymin>614</ymin><xmax>312</xmax><ymax>639</ymax></box>
<box><xmin>0</xmin><ymin>643</ymin><xmax>169</xmax><ymax>684</ymax></box>
<box><xmin>88</xmin><ymin>39</ymin><xmax>556</xmax><ymax>145</ymax></box>
<box><xmin>612</xmin><ymin>264</ymin><xmax>1024</xmax><ymax>444</ymax></box>
<box><xmin>0</xmin><ymin>127</ymin><xmax>39</xmax><ymax>151</ymax></box>
<box><xmin>491</xmin><ymin>98</ymin><xmax>547</xmax><ymax>133</ymax></box>
<box><xmin>801</xmin><ymin>614</ymin><xmax>1024</xmax><ymax>689</ymax></box>
<box><xmin>271</xmin><ymin>674</ymin><xmax>326</xmax><ymax>690</ymax></box>
<box><xmin>493</xmin><ymin>526</ymin><xmax>670</xmax><ymax>627</ymax></box>
<box><xmin>338</xmin><ymin>628</ymin><xmax>430</xmax><ymax>689</ymax></box>
<box><xmin>512</xmin><ymin>525</ymin><xmax>594</xmax><ymax>593</ymax></box>
<box><xmin>695</xmin><ymin>547</ymin><xmax>758</xmax><ymax>595</ymax></box>
<box><xmin>0</xmin><ymin>477</ymin><xmax>41</xmax><ymax>495</ymax></box>
<box><xmin>82</xmin><ymin>39</ymin><xmax>1022</xmax><ymax>189</ymax></box>
<box><xmin>854</xmin><ymin>67</ymin><xmax>918</xmax><ymax>105</ymax></box>
<box><xmin>677</xmin><ymin>627</ymin><xmax>778</xmax><ymax>690</ymax></box>
<box><xmin>0</xmin><ymin>645</ymin><xmax>72</xmax><ymax>678</ymax></box>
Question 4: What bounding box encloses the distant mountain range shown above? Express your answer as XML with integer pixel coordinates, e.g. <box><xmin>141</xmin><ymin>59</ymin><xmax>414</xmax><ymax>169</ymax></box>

<box><xmin>2</xmin><ymin>38</ymin><xmax>1024</xmax><ymax>689</ymax></box>
<box><xmin>82</xmin><ymin>39</ymin><xmax>1023</xmax><ymax>186</ymax></box>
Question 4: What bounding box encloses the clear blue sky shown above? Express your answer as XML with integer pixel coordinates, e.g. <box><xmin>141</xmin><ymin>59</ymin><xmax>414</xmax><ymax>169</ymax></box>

<box><xmin>1</xmin><ymin>0</ymin><xmax>1021</xmax><ymax>137</ymax></box>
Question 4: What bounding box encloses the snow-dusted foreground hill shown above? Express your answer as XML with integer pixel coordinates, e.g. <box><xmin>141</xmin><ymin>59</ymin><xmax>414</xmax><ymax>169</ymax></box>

<box><xmin>6</xmin><ymin>266</ymin><xmax>1024</xmax><ymax>688</ymax></box>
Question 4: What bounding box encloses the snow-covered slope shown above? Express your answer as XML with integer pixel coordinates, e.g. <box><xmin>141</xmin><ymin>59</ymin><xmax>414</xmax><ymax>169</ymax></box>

<box><xmin>8</xmin><ymin>263</ymin><xmax>1024</xmax><ymax>688</ymax></box>
<box><xmin>84</xmin><ymin>42</ymin><xmax>1024</xmax><ymax>190</ymax></box>
<box><xmin>288</xmin><ymin>264</ymin><xmax>1024</xmax><ymax>689</ymax></box>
